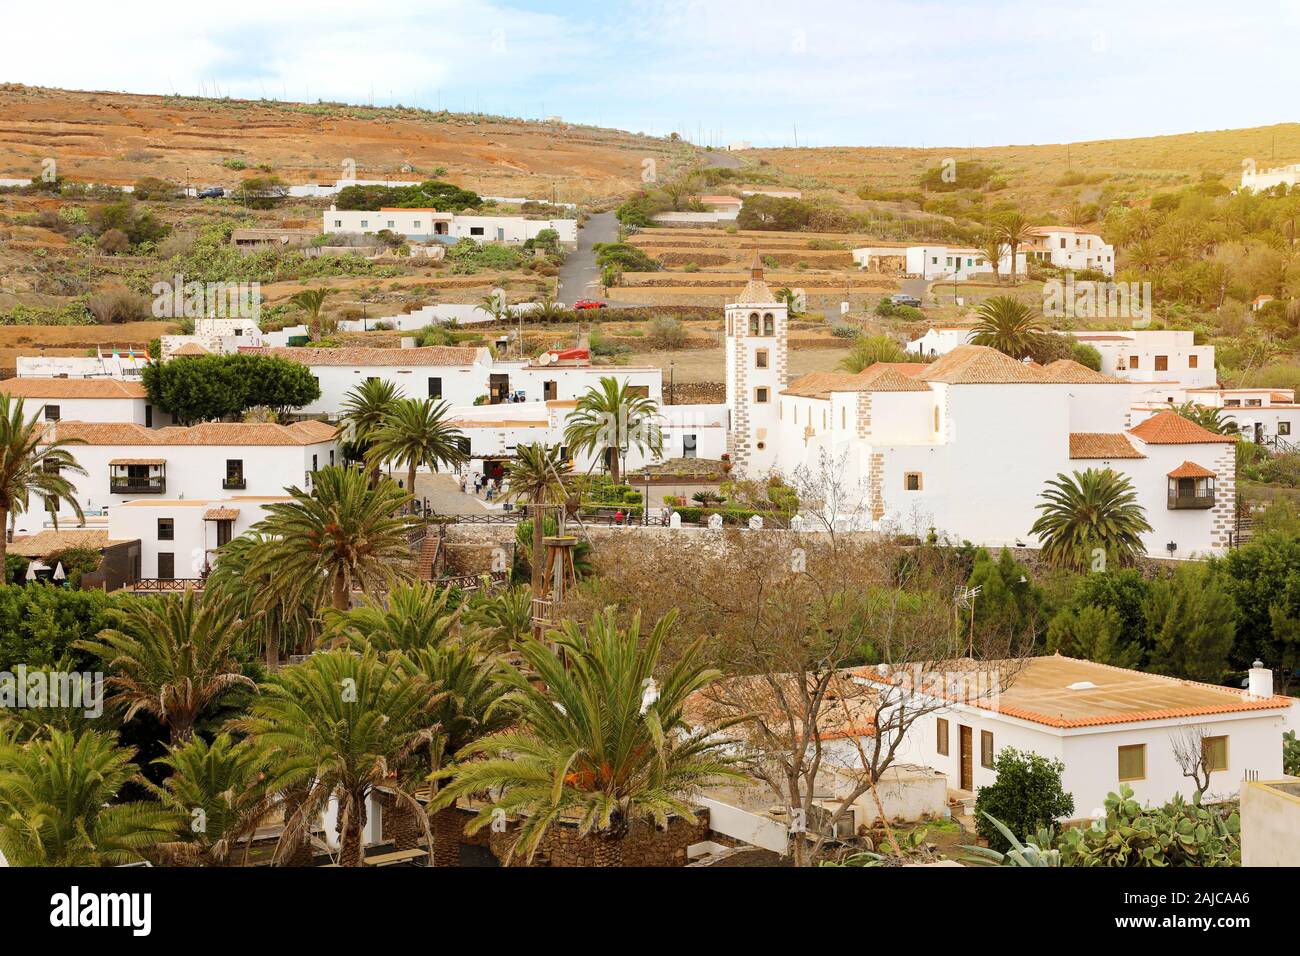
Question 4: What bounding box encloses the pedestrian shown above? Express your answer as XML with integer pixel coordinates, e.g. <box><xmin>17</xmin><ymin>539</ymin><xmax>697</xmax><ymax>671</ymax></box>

<box><xmin>614</xmin><ymin>508</ymin><xmax>624</xmax><ymax>526</ymax></box>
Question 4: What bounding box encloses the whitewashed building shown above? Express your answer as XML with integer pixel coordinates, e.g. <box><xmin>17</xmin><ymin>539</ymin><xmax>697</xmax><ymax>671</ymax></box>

<box><xmin>31</xmin><ymin>420</ymin><xmax>339</xmax><ymax>536</ymax></box>
<box><xmin>906</xmin><ymin>326</ymin><xmax>976</xmax><ymax>358</ymax></box>
<box><xmin>0</xmin><ymin>379</ymin><xmax>173</xmax><ymax>428</ymax></box>
<box><xmin>15</xmin><ymin>351</ymin><xmax>148</xmax><ymax>379</ymax></box>
<box><xmin>324</xmin><ymin>206</ymin><xmax>577</xmax><ymax>246</ymax></box>
<box><xmin>1241</xmin><ymin>163</ymin><xmax>1300</xmax><ymax>193</ymax></box>
<box><xmin>1131</xmin><ymin>386</ymin><xmax>1300</xmax><ymax>447</ymax></box>
<box><xmin>1072</xmin><ymin>330</ymin><xmax>1215</xmax><ymax>388</ymax></box>
<box><xmin>859</xmin><ymin>656</ymin><xmax>1292</xmax><ymax>815</ymax></box>
<box><xmin>1026</xmin><ymin>227</ymin><xmax>1116</xmax><ymax>276</ymax></box>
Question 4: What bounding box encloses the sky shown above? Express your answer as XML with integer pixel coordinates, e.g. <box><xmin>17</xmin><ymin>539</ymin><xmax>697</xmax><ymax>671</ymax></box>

<box><xmin>4</xmin><ymin>0</ymin><xmax>1298</xmax><ymax>148</ymax></box>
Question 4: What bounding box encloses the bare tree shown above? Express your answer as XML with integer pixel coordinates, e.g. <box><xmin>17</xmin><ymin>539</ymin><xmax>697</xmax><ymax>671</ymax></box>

<box><xmin>1170</xmin><ymin>725</ymin><xmax>1213</xmax><ymax>799</ymax></box>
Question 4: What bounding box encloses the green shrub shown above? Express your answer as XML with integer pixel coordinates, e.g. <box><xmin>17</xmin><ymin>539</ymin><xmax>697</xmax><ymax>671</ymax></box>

<box><xmin>974</xmin><ymin>748</ymin><xmax>1075</xmax><ymax>853</ymax></box>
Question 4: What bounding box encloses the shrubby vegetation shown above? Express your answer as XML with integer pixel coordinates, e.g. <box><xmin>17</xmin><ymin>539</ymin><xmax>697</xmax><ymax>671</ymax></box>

<box><xmin>142</xmin><ymin>353</ymin><xmax>321</xmax><ymax>424</ymax></box>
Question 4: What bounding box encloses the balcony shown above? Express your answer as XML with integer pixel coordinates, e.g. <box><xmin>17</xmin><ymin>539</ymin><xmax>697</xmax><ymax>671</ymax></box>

<box><xmin>1168</xmin><ymin>494</ymin><xmax>1214</xmax><ymax>510</ymax></box>
<box><xmin>110</xmin><ymin>476</ymin><xmax>166</xmax><ymax>495</ymax></box>
<box><xmin>222</xmin><ymin>477</ymin><xmax>247</xmax><ymax>490</ymax></box>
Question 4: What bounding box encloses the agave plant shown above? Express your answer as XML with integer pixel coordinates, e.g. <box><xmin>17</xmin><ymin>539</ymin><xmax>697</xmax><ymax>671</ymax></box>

<box><xmin>961</xmin><ymin>813</ymin><xmax>1062</xmax><ymax>867</ymax></box>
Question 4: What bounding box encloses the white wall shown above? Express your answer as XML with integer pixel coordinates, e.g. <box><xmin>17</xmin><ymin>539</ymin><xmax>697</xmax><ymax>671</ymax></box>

<box><xmin>107</xmin><ymin>496</ymin><xmax>285</xmax><ymax>579</ymax></box>
<box><xmin>17</xmin><ymin>355</ymin><xmax>146</xmax><ymax>379</ymax></box>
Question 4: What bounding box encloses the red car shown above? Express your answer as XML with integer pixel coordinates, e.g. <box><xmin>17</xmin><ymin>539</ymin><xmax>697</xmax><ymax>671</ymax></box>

<box><xmin>573</xmin><ymin>298</ymin><xmax>608</xmax><ymax>310</ymax></box>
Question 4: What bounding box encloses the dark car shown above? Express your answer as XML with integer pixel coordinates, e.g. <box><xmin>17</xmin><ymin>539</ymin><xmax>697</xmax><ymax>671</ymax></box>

<box><xmin>890</xmin><ymin>294</ymin><xmax>922</xmax><ymax>308</ymax></box>
<box><xmin>196</xmin><ymin>187</ymin><xmax>225</xmax><ymax>199</ymax></box>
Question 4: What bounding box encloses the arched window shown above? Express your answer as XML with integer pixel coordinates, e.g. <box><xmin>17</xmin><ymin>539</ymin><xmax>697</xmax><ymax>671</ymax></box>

<box><xmin>763</xmin><ymin>313</ymin><xmax>775</xmax><ymax>336</ymax></box>
<box><xmin>749</xmin><ymin>313</ymin><xmax>760</xmax><ymax>335</ymax></box>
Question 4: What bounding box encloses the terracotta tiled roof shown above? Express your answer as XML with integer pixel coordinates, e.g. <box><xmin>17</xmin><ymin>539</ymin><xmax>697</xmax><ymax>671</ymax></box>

<box><xmin>202</xmin><ymin>507</ymin><xmax>240</xmax><ymax>520</ymax></box>
<box><xmin>1043</xmin><ymin>359</ymin><xmax>1127</xmax><ymax>384</ymax></box>
<box><xmin>917</xmin><ymin>344</ymin><xmax>1052</xmax><ymax>384</ymax></box>
<box><xmin>858</xmin><ymin>655</ymin><xmax>1291</xmax><ymax>730</ymax></box>
<box><xmin>870</xmin><ymin>362</ymin><xmax>929</xmax><ymax>377</ymax></box>
<box><xmin>0</xmin><ymin>379</ymin><xmax>146</xmax><ymax>399</ymax></box>
<box><xmin>1069</xmin><ymin>433</ymin><xmax>1145</xmax><ymax>459</ymax></box>
<box><xmin>53</xmin><ymin>420</ymin><xmax>338</xmax><ymax>447</ymax></box>
<box><xmin>1128</xmin><ymin>410</ymin><xmax>1237</xmax><ymax>444</ymax></box>
<box><xmin>782</xmin><ymin>364</ymin><xmax>933</xmax><ymax>399</ymax></box>
<box><xmin>7</xmin><ymin>529</ymin><xmax>116</xmax><ymax>558</ymax></box>
<box><xmin>1167</xmin><ymin>461</ymin><xmax>1216</xmax><ymax>479</ymax></box>
<box><xmin>256</xmin><ymin>346</ymin><xmax>483</xmax><ymax>367</ymax></box>
<box><xmin>686</xmin><ymin>671</ymin><xmax>877</xmax><ymax>742</ymax></box>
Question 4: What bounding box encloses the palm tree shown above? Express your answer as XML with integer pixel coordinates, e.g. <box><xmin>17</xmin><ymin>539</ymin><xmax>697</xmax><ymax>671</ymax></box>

<box><xmin>325</xmin><ymin>582</ymin><xmax>464</xmax><ymax>654</ymax></box>
<box><xmin>206</xmin><ymin>532</ymin><xmax>319</xmax><ymax>670</ymax></box>
<box><xmin>1029</xmin><ymin>468</ymin><xmax>1153</xmax><ymax>572</ymax></box>
<box><xmin>995</xmin><ymin>212</ymin><xmax>1035</xmax><ymax>284</ymax></box>
<box><xmin>290</xmin><ymin>288</ymin><xmax>333</xmax><ymax>341</ymax></box>
<box><xmin>341</xmin><ymin>378</ymin><xmax>403</xmax><ymax>487</ymax></box>
<box><xmin>241</xmin><ymin>650</ymin><xmax>430</xmax><ymax>866</ymax></box>
<box><xmin>433</xmin><ymin>608</ymin><xmax>741</xmax><ymax>866</ymax></box>
<box><xmin>970</xmin><ymin>296</ymin><xmax>1046</xmax><ymax>359</ymax></box>
<box><xmin>398</xmin><ymin>640</ymin><xmax>515</xmax><ymax>865</ymax></box>
<box><xmin>979</xmin><ymin>233</ymin><xmax>1007</xmax><ymax>284</ymax></box>
<box><xmin>564</xmin><ymin>377</ymin><xmax>662</xmax><ymax>485</ymax></box>
<box><xmin>476</xmin><ymin>291</ymin><xmax>511</xmax><ymax>323</ymax></box>
<box><xmin>0</xmin><ymin>394</ymin><xmax>87</xmax><ymax>567</ymax></box>
<box><xmin>1173</xmin><ymin>402</ymin><xmax>1235</xmax><ymax>436</ymax></box>
<box><xmin>0</xmin><ymin>728</ymin><xmax>179</xmax><ymax>866</ymax></box>
<box><xmin>148</xmin><ymin>733</ymin><xmax>276</xmax><ymax>866</ymax></box>
<box><xmin>505</xmin><ymin>443</ymin><xmax>573</xmax><ymax>594</ymax></box>
<box><xmin>465</xmin><ymin>585</ymin><xmax>534</xmax><ymax>651</ymax></box>
<box><xmin>366</xmin><ymin>398</ymin><xmax>468</xmax><ymax>514</ymax></box>
<box><xmin>247</xmin><ymin>466</ymin><xmax>414</xmax><ymax>612</ymax></box>
<box><xmin>838</xmin><ymin>334</ymin><xmax>907</xmax><ymax>373</ymax></box>
<box><xmin>74</xmin><ymin>592</ymin><xmax>255</xmax><ymax>744</ymax></box>
<box><xmin>775</xmin><ymin>287</ymin><xmax>802</xmax><ymax>316</ymax></box>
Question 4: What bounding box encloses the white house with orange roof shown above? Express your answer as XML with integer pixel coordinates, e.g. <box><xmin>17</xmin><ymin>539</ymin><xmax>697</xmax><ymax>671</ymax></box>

<box><xmin>31</xmin><ymin>420</ymin><xmax>339</xmax><ymax>535</ymax></box>
<box><xmin>1131</xmin><ymin>385</ymin><xmax>1300</xmax><ymax>448</ymax></box>
<box><xmin>856</xmin><ymin>656</ymin><xmax>1291</xmax><ymax>815</ymax></box>
<box><xmin>906</xmin><ymin>326</ymin><xmax>977</xmax><ymax>358</ymax></box>
<box><xmin>1025</xmin><ymin>226</ymin><xmax>1115</xmax><ymax>276</ymax></box>
<box><xmin>0</xmin><ymin>378</ymin><xmax>174</xmax><ymax>428</ymax></box>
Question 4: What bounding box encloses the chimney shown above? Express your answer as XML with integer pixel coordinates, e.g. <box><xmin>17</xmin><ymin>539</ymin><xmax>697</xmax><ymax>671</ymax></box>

<box><xmin>1247</xmin><ymin>660</ymin><xmax>1274</xmax><ymax>699</ymax></box>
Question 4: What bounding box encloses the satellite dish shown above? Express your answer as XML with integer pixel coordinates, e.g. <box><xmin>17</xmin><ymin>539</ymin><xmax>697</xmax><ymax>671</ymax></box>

<box><xmin>538</xmin><ymin>352</ymin><xmax>552</xmax><ymax>365</ymax></box>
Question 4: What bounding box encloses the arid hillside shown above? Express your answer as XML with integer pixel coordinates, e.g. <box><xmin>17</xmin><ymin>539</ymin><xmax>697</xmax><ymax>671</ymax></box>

<box><xmin>0</xmin><ymin>84</ymin><xmax>683</xmax><ymax>204</ymax></box>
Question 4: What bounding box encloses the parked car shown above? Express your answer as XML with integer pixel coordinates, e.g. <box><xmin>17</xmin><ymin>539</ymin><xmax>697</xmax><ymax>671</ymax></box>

<box><xmin>196</xmin><ymin>187</ymin><xmax>225</xmax><ymax>199</ymax></box>
<box><xmin>573</xmin><ymin>298</ymin><xmax>608</xmax><ymax>310</ymax></box>
<box><xmin>890</xmin><ymin>294</ymin><xmax>922</xmax><ymax>308</ymax></box>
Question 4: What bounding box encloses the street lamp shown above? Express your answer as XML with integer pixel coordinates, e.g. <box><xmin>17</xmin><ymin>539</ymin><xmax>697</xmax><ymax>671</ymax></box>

<box><xmin>1166</xmin><ymin>541</ymin><xmax>1177</xmax><ymax>557</ymax></box>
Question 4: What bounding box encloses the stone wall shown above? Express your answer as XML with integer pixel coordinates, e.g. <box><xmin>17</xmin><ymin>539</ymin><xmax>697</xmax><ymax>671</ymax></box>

<box><xmin>480</xmin><ymin>810</ymin><xmax>710</xmax><ymax>867</ymax></box>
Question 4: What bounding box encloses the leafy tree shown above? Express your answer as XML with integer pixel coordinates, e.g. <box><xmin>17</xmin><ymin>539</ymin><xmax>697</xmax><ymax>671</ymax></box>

<box><xmin>0</xmin><ymin>728</ymin><xmax>179</xmax><ymax>866</ymax></box>
<box><xmin>1029</xmin><ymin>469</ymin><xmax>1152</xmax><ymax>572</ymax></box>
<box><xmin>238</xmin><ymin>175</ymin><xmax>289</xmax><ymax>209</ymax></box>
<box><xmin>1144</xmin><ymin>563</ymin><xmax>1236</xmax><ymax>681</ymax></box>
<box><xmin>970</xmin><ymin>296</ymin><xmax>1045</xmax><ymax>359</ymax></box>
<box><xmin>0</xmin><ymin>394</ymin><xmax>87</xmax><ymax>567</ymax></box>
<box><xmin>1070</xmin><ymin>343</ymin><xmax>1103</xmax><ymax>371</ymax></box>
<box><xmin>565</xmin><ymin>376</ymin><xmax>663</xmax><ymax>485</ymax></box>
<box><xmin>737</xmin><ymin>194</ymin><xmax>812</xmax><ymax>232</ymax></box>
<box><xmin>0</xmin><ymin>584</ymin><xmax>121</xmax><ymax>671</ymax></box>
<box><xmin>132</xmin><ymin>176</ymin><xmax>179</xmax><ymax>201</ymax></box>
<box><xmin>1046</xmin><ymin>604</ymin><xmax>1143</xmax><ymax>668</ymax></box>
<box><xmin>1068</xmin><ymin>568</ymin><xmax>1151</xmax><ymax>645</ymax></box>
<box><xmin>975</xmin><ymin>748</ymin><xmax>1074</xmax><ymax>853</ymax></box>
<box><xmin>75</xmin><ymin>592</ymin><xmax>255</xmax><ymax>744</ymax></box>
<box><xmin>247</xmin><ymin>466</ymin><xmax>414</xmax><ymax>611</ymax></box>
<box><xmin>838</xmin><ymin>334</ymin><xmax>907</xmax><ymax>372</ymax></box>
<box><xmin>365</xmin><ymin>398</ymin><xmax>468</xmax><ymax>514</ymax></box>
<box><xmin>965</xmin><ymin>548</ymin><xmax>1045</xmax><ymax>642</ymax></box>
<box><xmin>434</xmin><ymin>608</ymin><xmax>741</xmax><ymax>866</ymax></box>
<box><xmin>335</xmin><ymin>180</ymin><xmax>481</xmax><ymax>213</ymax></box>
<box><xmin>142</xmin><ymin>354</ymin><xmax>320</xmax><ymax>424</ymax></box>
<box><xmin>1218</xmin><ymin>532</ymin><xmax>1300</xmax><ymax>680</ymax></box>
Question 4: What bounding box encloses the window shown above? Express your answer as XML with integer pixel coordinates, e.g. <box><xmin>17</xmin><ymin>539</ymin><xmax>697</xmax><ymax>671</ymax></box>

<box><xmin>1189</xmin><ymin>355</ymin><xmax>1198</xmax><ymax>369</ymax></box>
<box><xmin>904</xmin><ymin>472</ymin><xmax>922</xmax><ymax>491</ymax></box>
<box><xmin>1281</xmin><ymin>422</ymin><xmax>1292</xmax><ymax>436</ymax></box>
<box><xmin>157</xmin><ymin>518</ymin><xmax>174</xmax><ymax>541</ymax></box>
<box><xmin>1203</xmin><ymin>735</ymin><xmax>1228</xmax><ymax>772</ymax></box>
<box><xmin>145</xmin><ymin>404</ymin><xmax>154</xmax><ymax>428</ymax></box>
<box><xmin>1154</xmin><ymin>355</ymin><xmax>1168</xmax><ymax>372</ymax></box>
<box><xmin>312</xmin><ymin>455</ymin><xmax>318</xmax><ymax>473</ymax></box>
<box><xmin>749</xmin><ymin>313</ymin><xmax>759</xmax><ymax>335</ymax></box>
<box><xmin>755</xmin><ymin>387</ymin><xmax>769</xmax><ymax>403</ymax></box>
<box><xmin>360</xmin><ymin>220</ymin><xmax>368</xmax><ymax>229</ymax></box>
<box><xmin>682</xmin><ymin>434</ymin><xmax>697</xmax><ymax>458</ymax></box>
<box><xmin>157</xmin><ymin>552</ymin><xmax>175</xmax><ymax>580</ymax></box>
<box><xmin>756</xmin><ymin>349</ymin><xmax>769</xmax><ymax>369</ymax></box>
<box><xmin>413</xmin><ymin>221</ymin><xmax>421</xmax><ymax>229</ymax></box>
<box><xmin>1129</xmin><ymin>355</ymin><xmax>1140</xmax><ymax>369</ymax></box>
<box><xmin>936</xmin><ymin>718</ymin><xmax>949</xmax><ymax>756</ymax></box>
<box><xmin>1225</xmin><ymin>399</ymin><xmax>1241</xmax><ymax>407</ymax></box>
<box><xmin>329</xmin><ymin>449</ymin><xmax>335</xmax><ymax>466</ymax></box>
<box><xmin>44</xmin><ymin>405</ymin><xmax>60</xmax><ymax>422</ymax></box>
<box><xmin>334</xmin><ymin>219</ymin><xmax>342</xmax><ymax>228</ymax></box>
<box><xmin>386</xmin><ymin>220</ymin><xmax>395</xmax><ymax>229</ymax></box>
<box><xmin>1059</xmin><ymin>237</ymin><xmax>1067</xmax><ymax>249</ymax></box>
<box><xmin>1118</xmin><ymin>744</ymin><xmax>1146</xmax><ymax>781</ymax></box>
<box><xmin>1246</xmin><ymin>399</ymin><xmax>1262</xmax><ymax>407</ymax></box>
<box><xmin>980</xmin><ymin>731</ymin><xmax>994</xmax><ymax>769</ymax></box>
<box><xmin>762</xmin><ymin>313</ymin><xmax>774</xmax><ymax>336</ymax></box>
<box><xmin>470</xmin><ymin>226</ymin><xmax>485</xmax><ymax>236</ymax></box>
<box><xmin>931</xmin><ymin>256</ymin><xmax>938</xmax><ymax>265</ymax></box>
<box><xmin>428</xmin><ymin>376</ymin><xmax>442</xmax><ymax>399</ymax></box>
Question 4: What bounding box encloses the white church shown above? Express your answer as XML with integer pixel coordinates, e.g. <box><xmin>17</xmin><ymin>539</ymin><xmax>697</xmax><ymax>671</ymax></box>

<box><xmin>724</xmin><ymin>256</ymin><xmax>1236</xmax><ymax>558</ymax></box>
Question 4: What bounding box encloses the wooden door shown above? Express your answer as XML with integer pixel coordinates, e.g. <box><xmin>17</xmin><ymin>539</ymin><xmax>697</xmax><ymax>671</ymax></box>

<box><xmin>959</xmin><ymin>725</ymin><xmax>973</xmax><ymax>791</ymax></box>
